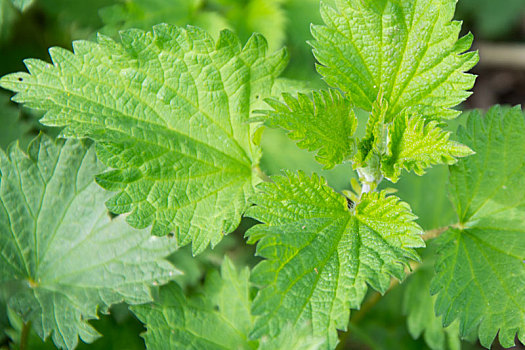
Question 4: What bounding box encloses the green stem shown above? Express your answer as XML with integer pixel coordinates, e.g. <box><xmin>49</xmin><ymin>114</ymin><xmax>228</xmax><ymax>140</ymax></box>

<box><xmin>422</xmin><ymin>223</ymin><xmax>462</xmax><ymax>241</ymax></box>
<box><xmin>356</xmin><ymin>166</ymin><xmax>383</xmax><ymax>195</ymax></box>
<box><xmin>20</xmin><ymin>321</ymin><xmax>31</xmax><ymax>350</ymax></box>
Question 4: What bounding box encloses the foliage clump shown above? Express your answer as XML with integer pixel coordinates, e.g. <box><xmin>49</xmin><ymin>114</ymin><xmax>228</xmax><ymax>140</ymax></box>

<box><xmin>0</xmin><ymin>0</ymin><xmax>523</xmax><ymax>349</ymax></box>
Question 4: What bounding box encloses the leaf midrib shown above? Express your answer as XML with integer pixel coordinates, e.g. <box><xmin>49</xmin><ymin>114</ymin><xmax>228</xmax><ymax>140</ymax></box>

<box><xmin>33</xmin><ymin>81</ymin><xmax>252</xmax><ymax>170</ymax></box>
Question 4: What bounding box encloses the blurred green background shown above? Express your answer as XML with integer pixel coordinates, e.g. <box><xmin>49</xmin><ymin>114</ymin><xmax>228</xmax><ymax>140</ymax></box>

<box><xmin>0</xmin><ymin>0</ymin><xmax>524</xmax><ymax>349</ymax></box>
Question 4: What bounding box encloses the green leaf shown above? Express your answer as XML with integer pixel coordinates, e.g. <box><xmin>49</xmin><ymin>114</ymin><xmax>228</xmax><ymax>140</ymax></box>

<box><xmin>259</xmin><ymin>127</ymin><xmax>356</xmax><ymax>193</ymax></box>
<box><xmin>133</xmin><ymin>256</ymin><xmax>325</xmax><ymax>349</ymax></box>
<box><xmin>310</xmin><ymin>0</ymin><xmax>478</xmax><ymax>121</ymax></box>
<box><xmin>6</xmin><ymin>305</ymin><xmax>148</xmax><ymax>350</ymax></box>
<box><xmin>382</xmin><ymin>114</ymin><xmax>473</xmax><ymax>182</ymax></box>
<box><xmin>270</xmin><ymin>78</ymin><xmax>312</xmax><ymax>95</ymax></box>
<box><xmin>5</xmin><ymin>307</ymin><xmax>57</xmax><ymax>350</ymax></box>
<box><xmin>389</xmin><ymin>165</ymin><xmax>456</xmax><ymax>231</ymax></box>
<box><xmin>258</xmin><ymin>323</ymin><xmax>326</xmax><ymax>350</ymax></box>
<box><xmin>209</xmin><ymin>0</ymin><xmax>287</xmax><ymax>52</ymax></box>
<box><xmin>0</xmin><ymin>135</ymin><xmax>180</xmax><ymax>350</ymax></box>
<box><xmin>346</xmin><ymin>281</ymin><xmax>434</xmax><ymax>350</ymax></box>
<box><xmin>431</xmin><ymin>106</ymin><xmax>525</xmax><ymax>348</ymax></box>
<box><xmin>100</xmin><ymin>0</ymin><xmax>229</xmax><ymax>40</ymax></box>
<box><xmin>0</xmin><ymin>24</ymin><xmax>288</xmax><ymax>254</ymax></box>
<box><xmin>167</xmin><ymin>234</ymin><xmax>240</xmax><ymax>290</ymax></box>
<box><xmin>0</xmin><ymin>0</ymin><xmax>18</xmax><ymax>42</ymax></box>
<box><xmin>39</xmin><ymin>0</ymin><xmax>115</xmax><ymax>33</ymax></box>
<box><xmin>403</xmin><ymin>246</ymin><xmax>460</xmax><ymax>350</ymax></box>
<box><xmin>101</xmin><ymin>0</ymin><xmax>287</xmax><ymax>52</ymax></box>
<box><xmin>258</xmin><ymin>89</ymin><xmax>357</xmax><ymax>169</ymax></box>
<box><xmin>353</xmin><ymin>93</ymin><xmax>388</xmax><ymax>170</ymax></box>
<box><xmin>133</xmin><ymin>257</ymin><xmax>256</xmax><ymax>349</ymax></box>
<box><xmin>246</xmin><ymin>171</ymin><xmax>424</xmax><ymax>348</ymax></box>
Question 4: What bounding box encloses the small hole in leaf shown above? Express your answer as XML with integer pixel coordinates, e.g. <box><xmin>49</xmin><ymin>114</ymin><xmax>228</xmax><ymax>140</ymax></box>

<box><xmin>18</xmin><ymin>77</ymin><xmax>23</xmax><ymax>82</ymax></box>
<box><xmin>255</xmin><ymin>95</ymin><xmax>260</xmax><ymax>99</ymax></box>
<box><xmin>167</xmin><ymin>232</ymin><xmax>174</xmax><ymax>238</ymax></box>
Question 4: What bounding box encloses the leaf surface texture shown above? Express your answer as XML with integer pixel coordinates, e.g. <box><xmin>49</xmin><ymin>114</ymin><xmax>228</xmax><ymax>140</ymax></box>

<box><xmin>133</xmin><ymin>257</ymin><xmax>325</xmax><ymax>349</ymax></box>
<box><xmin>0</xmin><ymin>24</ymin><xmax>288</xmax><ymax>253</ymax></box>
<box><xmin>382</xmin><ymin>115</ymin><xmax>473</xmax><ymax>182</ymax></box>
<box><xmin>311</xmin><ymin>0</ymin><xmax>478</xmax><ymax>121</ymax></box>
<box><xmin>259</xmin><ymin>90</ymin><xmax>357</xmax><ymax>169</ymax></box>
<box><xmin>246</xmin><ymin>171</ymin><xmax>424</xmax><ymax>348</ymax></box>
<box><xmin>432</xmin><ymin>106</ymin><xmax>525</xmax><ymax>348</ymax></box>
<box><xmin>0</xmin><ymin>135</ymin><xmax>179</xmax><ymax>349</ymax></box>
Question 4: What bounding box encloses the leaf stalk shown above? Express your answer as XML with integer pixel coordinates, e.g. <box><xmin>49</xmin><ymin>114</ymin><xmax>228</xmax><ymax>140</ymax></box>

<box><xmin>20</xmin><ymin>321</ymin><xmax>31</xmax><ymax>350</ymax></box>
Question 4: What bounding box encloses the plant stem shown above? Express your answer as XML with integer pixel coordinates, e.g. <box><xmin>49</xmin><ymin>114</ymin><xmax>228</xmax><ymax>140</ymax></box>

<box><xmin>422</xmin><ymin>223</ymin><xmax>462</xmax><ymax>241</ymax></box>
<box><xmin>356</xmin><ymin>166</ymin><xmax>383</xmax><ymax>195</ymax></box>
<box><xmin>422</xmin><ymin>226</ymin><xmax>449</xmax><ymax>241</ymax></box>
<box><xmin>20</xmin><ymin>321</ymin><xmax>31</xmax><ymax>350</ymax></box>
<box><xmin>253</xmin><ymin>165</ymin><xmax>272</xmax><ymax>183</ymax></box>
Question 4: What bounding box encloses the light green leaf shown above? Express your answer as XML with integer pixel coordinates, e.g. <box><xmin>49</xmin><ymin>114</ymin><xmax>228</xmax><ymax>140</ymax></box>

<box><xmin>403</xmin><ymin>246</ymin><xmax>460</xmax><ymax>350</ymax></box>
<box><xmin>100</xmin><ymin>0</ymin><xmax>287</xmax><ymax>52</ymax></box>
<box><xmin>353</xmin><ymin>94</ymin><xmax>388</xmax><ymax>173</ymax></box>
<box><xmin>310</xmin><ymin>0</ymin><xmax>478</xmax><ymax>121</ymax></box>
<box><xmin>6</xmin><ymin>306</ymin><xmax>65</xmax><ymax>349</ymax></box>
<box><xmin>133</xmin><ymin>257</ymin><xmax>256</xmax><ymax>349</ymax></box>
<box><xmin>382</xmin><ymin>114</ymin><xmax>473</xmax><ymax>182</ymax></box>
<box><xmin>133</xmin><ymin>256</ymin><xmax>325</xmax><ymax>350</ymax></box>
<box><xmin>99</xmin><ymin>0</ymin><xmax>229</xmax><ymax>39</ymax></box>
<box><xmin>390</xmin><ymin>165</ymin><xmax>456</xmax><ymax>231</ymax></box>
<box><xmin>270</xmin><ymin>77</ymin><xmax>313</xmax><ymax>96</ymax></box>
<box><xmin>209</xmin><ymin>0</ymin><xmax>287</xmax><ymax>52</ymax></box>
<box><xmin>0</xmin><ymin>25</ymin><xmax>288</xmax><ymax>254</ymax></box>
<box><xmin>258</xmin><ymin>89</ymin><xmax>357</xmax><ymax>169</ymax></box>
<box><xmin>259</xmin><ymin>127</ymin><xmax>356</xmax><ymax>193</ymax></box>
<box><xmin>0</xmin><ymin>135</ymin><xmax>180</xmax><ymax>350</ymax></box>
<box><xmin>246</xmin><ymin>171</ymin><xmax>424</xmax><ymax>348</ymax></box>
<box><xmin>258</xmin><ymin>323</ymin><xmax>326</xmax><ymax>350</ymax></box>
<box><xmin>431</xmin><ymin>106</ymin><xmax>525</xmax><ymax>348</ymax></box>
<box><xmin>6</xmin><ymin>305</ymin><xmax>148</xmax><ymax>350</ymax></box>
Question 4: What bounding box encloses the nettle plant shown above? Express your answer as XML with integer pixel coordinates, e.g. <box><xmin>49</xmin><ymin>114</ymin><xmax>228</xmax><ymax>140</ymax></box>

<box><xmin>0</xmin><ymin>0</ymin><xmax>524</xmax><ymax>349</ymax></box>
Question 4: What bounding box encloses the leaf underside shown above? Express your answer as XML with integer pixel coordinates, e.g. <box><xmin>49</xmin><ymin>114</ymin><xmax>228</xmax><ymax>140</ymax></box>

<box><xmin>0</xmin><ymin>24</ymin><xmax>288</xmax><ymax>254</ymax></box>
<box><xmin>246</xmin><ymin>171</ymin><xmax>424</xmax><ymax>348</ymax></box>
<box><xmin>0</xmin><ymin>135</ymin><xmax>179</xmax><ymax>350</ymax></box>
<box><xmin>432</xmin><ymin>106</ymin><xmax>525</xmax><ymax>348</ymax></box>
